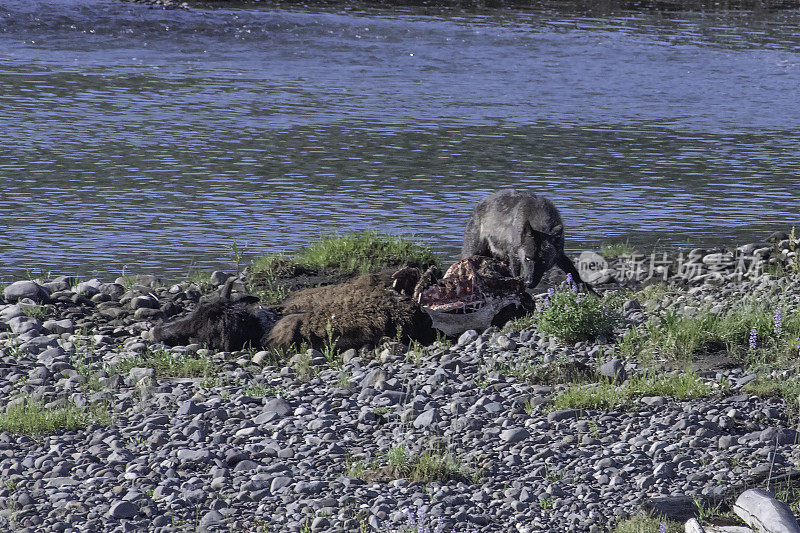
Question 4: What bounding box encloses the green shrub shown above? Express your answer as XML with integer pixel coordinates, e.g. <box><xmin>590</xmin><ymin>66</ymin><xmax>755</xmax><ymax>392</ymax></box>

<box><xmin>532</xmin><ymin>285</ymin><xmax>619</xmax><ymax>343</ymax></box>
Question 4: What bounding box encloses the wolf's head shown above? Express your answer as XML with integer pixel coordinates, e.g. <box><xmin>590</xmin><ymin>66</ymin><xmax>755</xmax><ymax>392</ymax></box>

<box><xmin>518</xmin><ymin>222</ymin><xmax>563</xmax><ymax>288</ymax></box>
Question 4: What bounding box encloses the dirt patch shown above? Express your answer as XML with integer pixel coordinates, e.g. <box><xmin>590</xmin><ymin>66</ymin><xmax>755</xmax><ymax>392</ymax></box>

<box><xmin>659</xmin><ymin>343</ymin><xmax>742</xmax><ymax>373</ymax></box>
<box><xmin>689</xmin><ymin>349</ymin><xmax>741</xmax><ymax>372</ymax></box>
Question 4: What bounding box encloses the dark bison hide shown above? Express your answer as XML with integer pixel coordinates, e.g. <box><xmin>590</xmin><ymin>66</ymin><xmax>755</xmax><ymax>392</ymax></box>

<box><xmin>151</xmin><ymin>300</ymin><xmax>269</xmax><ymax>352</ymax></box>
<box><xmin>267</xmin><ymin>274</ymin><xmax>434</xmax><ymax>351</ymax></box>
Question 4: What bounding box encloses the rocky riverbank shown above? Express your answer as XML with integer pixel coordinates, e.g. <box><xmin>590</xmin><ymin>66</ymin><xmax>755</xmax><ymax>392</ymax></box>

<box><xmin>2</xmin><ymin>235</ymin><xmax>800</xmax><ymax>532</ymax></box>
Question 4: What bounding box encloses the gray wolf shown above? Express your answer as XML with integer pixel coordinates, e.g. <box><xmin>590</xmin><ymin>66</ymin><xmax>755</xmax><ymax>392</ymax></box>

<box><xmin>461</xmin><ymin>189</ymin><xmax>596</xmax><ymax>293</ymax></box>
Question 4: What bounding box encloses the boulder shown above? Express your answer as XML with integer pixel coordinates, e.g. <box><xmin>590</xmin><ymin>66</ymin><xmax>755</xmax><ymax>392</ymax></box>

<box><xmin>733</xmin><ymin>488</ymin><xmax>800</xmax><ymax>533</ymax></box>
<box><xmin>210</xmin><ymin>271</ymin><xmax>232</xmax><ymax>286</ymax></box>
<box><xmin>599</xmin><ymin>358</ymin><xmax>627</xmax><ymax>383</ymax></box>
<box><xmin>3</xmin><ymin>280</ymin><xmax>50</xmax><ymax>303</ymax></box>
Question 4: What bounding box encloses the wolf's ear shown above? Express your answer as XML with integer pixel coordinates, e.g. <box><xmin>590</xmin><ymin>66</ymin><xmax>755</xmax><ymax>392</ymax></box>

<box><xmin>522</xmin><ymin>221</ymin><xmax>539</xmax><ymax>241</ymax></box>
<box><xmin>550</xmin><ymin>224</ymin><xmax>563</xmax><ymax>236</ymax></box>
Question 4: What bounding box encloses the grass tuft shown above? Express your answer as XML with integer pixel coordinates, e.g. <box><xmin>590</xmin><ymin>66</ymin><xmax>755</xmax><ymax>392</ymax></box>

<box><xmin>553</xmin><ymin>372</ymin><xmax>715</xmax><ymax>411</ymax></box>
<box><xmin>242</xmin><ymin>381</ymin><xmax>269</xmax><ymax>397</ymax></box>
<box><xmin>186</xmin><ymin>269</ymin><xmax>216</xmax><ymax>293</ymax></box>
<box><xmin>114</xmin><ymin>347</ymin><xmax>215</xmax><ymax>378</ymax></box>
<box><xmin>20</xmin><ymin>305</ymin><xmax>49</xmax><ymax>319</ymax></box>
<box><xmin>496</xmin><ymin>358</ymin><xmax>597</xmax><ymax>386</ymax></box>
<box><xmin>612</xmin><ymin>512</ymin><xmax>682</xmax><ymax>533</ymax></box>
<box><xmin>346</xmin><ymin>445</ymin><xmax>473</xmax><ymax>484</ymax></box>
<box><xmin>743</xmin><ymin>377</ymin><xmax>800</xmax><ymax>420</ymax></box>
<box><xmin>0</xmin><ymin>398</ymin><xmax>111</xmax><ymax>436</ymax></box>
<box><xmin>600</xmin><ymin>239</ymin><xmax>636</xmax><ymax>258</ymax></box>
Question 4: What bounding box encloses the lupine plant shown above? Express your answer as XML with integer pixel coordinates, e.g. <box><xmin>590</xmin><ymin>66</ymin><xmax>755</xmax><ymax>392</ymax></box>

<box><xmin>529</xmin><ymin>276</ymin><xmax>619</xmax><ymax>343</ymax></box>
<box><xmin>619</xmin><ymin>293</ymin><xmax>800</xmax><ymax>365</ymax></box>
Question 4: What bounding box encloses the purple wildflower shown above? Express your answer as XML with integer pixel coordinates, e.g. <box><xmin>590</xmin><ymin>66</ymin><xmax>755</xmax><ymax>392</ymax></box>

<box><xmin>659</xmin><ymin>523</ymin><xmax>667</xmax><ymax>533</ymax></box>
<box><xmin>774</xmin><ymin>308</ymin><xmax>783</xmax><ymax>336</ymax></box>
<box><xmin>406</xmin><ymin>508</ymin><xmax>416</xmax><ymax>526</ymax></box>
<box><xmin>749</xmin><ymin>327</ymin><xmax>757</xmax><ymax>350</ymax></box>
<box><xmin>566</xmin><ymin>273</ymin><xmax>578</xmax><ymax>292</ymax></box>
<box><xmin>547</xmin><ymin>287</ymin><xmax>555</xmax><ymax>298</ymax></box>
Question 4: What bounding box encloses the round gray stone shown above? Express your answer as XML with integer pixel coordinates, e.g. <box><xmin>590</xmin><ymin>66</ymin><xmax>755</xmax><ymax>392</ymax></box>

<box><xmin>500</xmin><ymin>427</ymin><xmax>530</xmax><ymax>444</ymax></box>
<box><xmin>4</xmin><ymin>280</ymin><xmax>49</xmax><ymax>303</ymax></box>
<box><xmin>108</xmin><ymin>500</ymin><xmax>138</xmax><ymax>519</ymax></box>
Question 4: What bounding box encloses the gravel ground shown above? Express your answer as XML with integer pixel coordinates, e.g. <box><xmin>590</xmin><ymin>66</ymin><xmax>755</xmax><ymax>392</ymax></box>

<box><xmin>2</xmin><ymin>247</ymin><xmax>800</xmax><ymax>532</ymax></box>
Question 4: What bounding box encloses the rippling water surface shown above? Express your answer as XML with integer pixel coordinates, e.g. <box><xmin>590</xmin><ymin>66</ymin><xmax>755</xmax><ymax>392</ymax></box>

<box><xmin>1</xmin><ymin>0</ymin><xmax>799</xmax><ymax>280</ymax></box>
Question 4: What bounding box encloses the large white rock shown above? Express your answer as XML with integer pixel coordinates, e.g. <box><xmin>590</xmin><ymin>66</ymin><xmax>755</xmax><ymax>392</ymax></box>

<box><xmin>685</xmin><ymin>517</ymin><xmax>706</xmax><ymax>532</ymax></box>
<box><xmin>734</xmin><ymin>488</ymin><xmax>800</xmax><ymax>533</ymax></box>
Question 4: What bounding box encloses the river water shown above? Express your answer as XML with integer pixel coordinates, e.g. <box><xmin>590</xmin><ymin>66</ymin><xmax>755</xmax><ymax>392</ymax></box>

<box><xmin>1</xmin><ymin>0</ymin><xmax>799</xmax><ymax>281</ymax></box>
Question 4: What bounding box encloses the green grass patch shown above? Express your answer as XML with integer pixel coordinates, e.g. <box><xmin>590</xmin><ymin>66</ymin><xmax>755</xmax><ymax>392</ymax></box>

<box><xmin>505</xmin><ymin>285</ymin><xmax>620</xmax><ymax>343</ymax></box>
<box><xmin>633</xmin><ymin>283</ymin><xmax>678</xmax><ymax>305</ymax></box>
<box><xmin>291</xmin><ymin>231</ymin><xmax>439</xmax><ymax>274</ymax></box>
<box><xmin>186</xmin><ymin>269</ymin><xmax>216</xmax><ymax>293</ymax></box>
<box><xmin>242</xmin><ymin>381</ymin><xmax>269</xmax><ymax>397</ymax></box>
<box><xmin>496</xmin><ymin>358</ymin><xmax>597</xmax><ymax>386</ymax></box>
<box><xmin>742</xmin><ymin>377</ymin><xmax>800</xmax><ymax>420</ymax></box>
<box><xmin>241</xmin><ymin>380</ymin><xmax>286</xmax><ymax>397</ymax></box>
<box><xmin>612</xmin><ymin>512</ymin><xmax>682</xmax><ymax>533</ymax></box>
<box><xmin>599</xmin><ymin>239</ymin><xmax>636</xmax><ymax>258</ymax></box>
<box><xmin>20</xmin><ymin>304</ymin><xmax>49</xmax><ymax>319</ymax></box>
<box><xmin>618</xmin><ymin>295</ymin><xmax>800</xmax><ymax>365</ymax></box>
<box><xmin>345</xmin><ymin>445</ymin><xmax>473</xmax><ymax>484</ymax></box>
<box><xmin>776</xmin><ymin>484</ymin><xmax>800</xmax><ymax>516</ymax></box>
<box><xmin>247</xmin><ymin>255</ymin><xmax>290</xmax><ymax>305</ymax></box>
<box><xmin>0</xmin><ymin>398</ymin><xmax>111</xmax><ymax>436</ymax></box>
<box><xmin>336</xmin><ymin>371</ymin><xmax>353</xmax><ymax>389</ymax></box>
<box><xmin>248</xmin><ymin>231</ymin><xmax>440</xmax><ymax>305</ymax></box>
<box><xmin>114</xmin><ymin>347</ymin><xmax>215</xmax><ymax>378</ymax></box>
<box><xmin>553</xmin><ymin>372</ymin><xmax>714</xmax><ymax>411</ymax></box>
